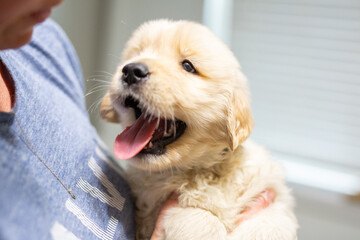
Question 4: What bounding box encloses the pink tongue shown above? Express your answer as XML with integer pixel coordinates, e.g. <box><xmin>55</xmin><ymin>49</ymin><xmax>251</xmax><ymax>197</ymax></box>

<box><xmin>114</xmin><ymin>113</ymin><xmax>158</xmax><ymax>159</ymax></box>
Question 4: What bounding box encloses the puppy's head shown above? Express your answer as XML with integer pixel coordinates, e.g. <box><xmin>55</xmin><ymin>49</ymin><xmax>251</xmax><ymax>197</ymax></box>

<box><xmin>100</xmin><ymin>19</ymin><xmax>253</xmax><ymax>171</ymax></box>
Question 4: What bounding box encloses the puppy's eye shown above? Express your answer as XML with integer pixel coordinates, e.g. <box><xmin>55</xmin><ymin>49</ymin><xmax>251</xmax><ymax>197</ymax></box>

<box><xmin>182</xmin><ymin>60</ymin><xmax>197</xmax><ymax>73</ymax></box>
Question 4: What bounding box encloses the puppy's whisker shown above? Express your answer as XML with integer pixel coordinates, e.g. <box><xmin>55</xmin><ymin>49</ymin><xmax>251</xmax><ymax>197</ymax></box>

<box><xmin>147</xmin><ymin>113</ymin><xmax>153</xmax><ymax>123</ymax></box>
<box><xmin>86</xmin><ymin>81</ymin><xmax>111</xmax><ymax>87</ymax></box>
<box><xmin>107</xmin><ymin>54</ymin><xmax>122</xmax><ymax>61</ymax></box>
<box><xmin>87</xmin><ymin>76</ymin><xmax>112</xmax><ymax>81</ymax></box>
<box><xmin>156</xmin><ymin>113</ymin><xmax>160</xmax><ymax>129</ymax></box>
<box><xmin>164</xmin><ymin>119</ymin><xmax>167</xmax><ymax>137</ymax></box>
<box><xmin>87</xmin><ymin>96</ymin><xmax>105</xmax><ymax>114</ymax></box>
<box><xmin>173</xmin><ymin>120</ymin><xmax>177</xmax><ymax>139</ymax></box>
<box><xmin>89</xmin><ymin>83</ymin><xmax>111</xmax><ymax>89</ymax></box>
<box><xmin>85</xmin><ymin>89</ymin><xmax>106</xmax><ymax>97</ymax></box>
<box><xmin>112</xmin><ymin>95</ymin><xmax>122</xmax><ymax>105</ymax></box>
<box><xmin>85</xmin><ymin>85</ymin><xmax>111</xmax><ymax>96</ymax></box>
<box><xmin>93</xmin><ymin>70</ymin><xmax>115</xmax><ymax>77</ymax></box>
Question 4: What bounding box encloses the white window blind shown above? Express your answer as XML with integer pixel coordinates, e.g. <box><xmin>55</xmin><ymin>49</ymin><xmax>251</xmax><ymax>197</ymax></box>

<box><xmin>204</xmin><ymin>0</ymin><xmax>360</xmax><ymax>194</ymax></box>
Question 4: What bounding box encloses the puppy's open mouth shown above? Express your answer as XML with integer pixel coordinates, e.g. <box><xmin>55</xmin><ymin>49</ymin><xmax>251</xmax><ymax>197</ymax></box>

<box><xmin>114</xmin><ymin>96</ymin><xmax>186</xmax><ymax>159</ymax></box>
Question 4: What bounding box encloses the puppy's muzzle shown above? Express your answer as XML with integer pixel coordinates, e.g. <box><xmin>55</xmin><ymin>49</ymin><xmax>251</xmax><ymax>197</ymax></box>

<box><xmin>122</xmin><ymin>62</ymin><xmax>150</xmax><ymax>86</ymax></box>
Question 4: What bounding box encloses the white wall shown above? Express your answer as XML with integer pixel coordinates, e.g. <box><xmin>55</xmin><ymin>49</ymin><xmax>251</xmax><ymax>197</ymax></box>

<box><xmin>293</xmin><ymin>184</ymin><xmax>360</xmax><ymax>239</ymax></box>
<box><xmin>52</xmin><ymin>0</ymin><xmax>103</xmax><ymax>117</ymax></box>
<box><xmin>231</xmin><ymin>1</ymin><xmax>360</xmax><ymax>238</ymax></box>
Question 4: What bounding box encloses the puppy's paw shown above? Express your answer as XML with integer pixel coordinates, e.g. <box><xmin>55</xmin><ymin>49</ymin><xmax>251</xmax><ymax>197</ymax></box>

<box><xmin>162</xmin><ymin>207</ymin><xmax>227</xmax><ymax>240</ymax></box>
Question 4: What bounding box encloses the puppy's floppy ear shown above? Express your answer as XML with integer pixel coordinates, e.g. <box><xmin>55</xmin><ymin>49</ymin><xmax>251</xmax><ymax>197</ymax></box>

<box><xmin>100</xmin><ymin>91</ymin><xmax>120</xmax><ymax>123</ymax></box>
<box><xmin>226</xmin><ymin>77</ymin><xmax>254</xmax><ymax>151</ymax></box>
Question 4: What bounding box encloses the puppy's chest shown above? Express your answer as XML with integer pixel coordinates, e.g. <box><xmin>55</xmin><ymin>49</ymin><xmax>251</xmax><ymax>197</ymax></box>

<box><xmin>130</xmin><ymin>168</ymin><xmax>245</xmax><ymax>226</ymax></box>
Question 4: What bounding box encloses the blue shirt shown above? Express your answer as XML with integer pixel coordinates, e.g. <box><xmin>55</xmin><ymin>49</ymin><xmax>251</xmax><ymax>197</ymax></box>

<box><xmin>0</xmin><ymin>20</ymin><xmax>135</xmax><ymax>240</ymax></box>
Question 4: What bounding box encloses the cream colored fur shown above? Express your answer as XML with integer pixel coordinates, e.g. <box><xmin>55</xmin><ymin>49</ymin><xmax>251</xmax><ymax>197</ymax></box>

<box><xmin>100</xmin><ymin>19</ymin><xmax>298</xmax><ymax>240</ymax></box>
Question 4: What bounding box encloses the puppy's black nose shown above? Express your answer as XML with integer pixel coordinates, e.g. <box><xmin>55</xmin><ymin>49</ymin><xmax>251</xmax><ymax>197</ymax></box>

<box><xmin>122</xmin><ymin>63</ymin><xmax>150</xmax><ymax>86</ymax></box>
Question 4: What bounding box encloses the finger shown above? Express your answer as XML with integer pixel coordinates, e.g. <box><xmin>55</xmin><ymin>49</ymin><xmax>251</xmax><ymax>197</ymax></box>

<box><xmin>150</xmin><ymin>193</ymin><xmax>179</xmax><ymax>240</ymax></box>
<box><xmin>235</xmin><ymin>189</ymin><xmax>276</xmax><ymax>226</ymax></box>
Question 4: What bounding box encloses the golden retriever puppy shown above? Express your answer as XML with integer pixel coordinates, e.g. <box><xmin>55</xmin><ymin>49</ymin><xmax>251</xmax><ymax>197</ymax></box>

<box><xmin>100</xmin><ymin>19</ymin><xmax>298</xmax><ymax>240</ymax></box>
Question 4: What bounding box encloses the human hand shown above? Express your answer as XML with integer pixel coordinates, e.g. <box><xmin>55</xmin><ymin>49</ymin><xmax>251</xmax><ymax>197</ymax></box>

<box><xmin>150</xmin><ymin>194</ymin><xmax>179</xmax><ymax>240</ymax></box>
<box><xmin>234</xmin><ymin>189</ymin><xmax>275</xmax><ymax>226</ymax></box>
<box><xmin>150</xmin><ymin>189</ymin><xmax>275</xmax><ymax>240</ymax></box>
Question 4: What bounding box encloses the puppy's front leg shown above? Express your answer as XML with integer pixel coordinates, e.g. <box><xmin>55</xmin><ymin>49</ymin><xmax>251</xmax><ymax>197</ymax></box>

<box><xmin>161</xmin><ymin>207</ymin><xmax>227</xmax><ymax>240</ymax></box>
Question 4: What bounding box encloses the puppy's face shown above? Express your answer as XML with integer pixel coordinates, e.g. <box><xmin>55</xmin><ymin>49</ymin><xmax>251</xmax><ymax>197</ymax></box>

<box><xmin>100</xmin><ymin>20</ymin><xmax>253</xmax><ymax>171</ymax></box>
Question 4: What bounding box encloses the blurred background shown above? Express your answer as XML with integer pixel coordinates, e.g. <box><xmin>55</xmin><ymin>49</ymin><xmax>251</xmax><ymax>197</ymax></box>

<box><xmin>52</xmin><ymin>0</ymin><xmax>360</xmax><ymax>239</ymax></box>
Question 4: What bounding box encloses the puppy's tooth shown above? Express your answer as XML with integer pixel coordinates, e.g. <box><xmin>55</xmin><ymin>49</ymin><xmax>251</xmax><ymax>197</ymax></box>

<box><xmin>149</xmin><ymin>142</ymin><xmax>153</xmax><ymax>148</ymax></box>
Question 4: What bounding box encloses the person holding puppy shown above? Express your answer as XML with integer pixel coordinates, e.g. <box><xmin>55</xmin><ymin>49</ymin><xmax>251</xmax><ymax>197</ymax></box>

<box><xmin>0</xmin><ymin>0</ymin><xmax>274</xmax><ymax>239</ymax></box>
